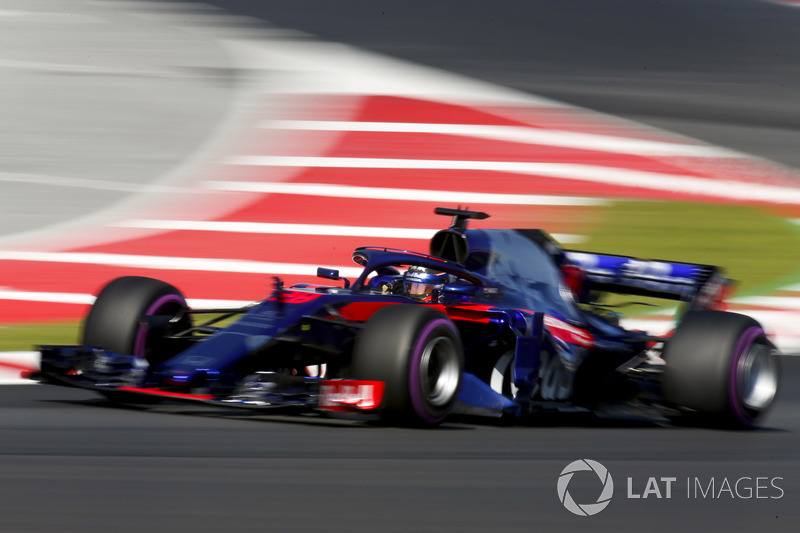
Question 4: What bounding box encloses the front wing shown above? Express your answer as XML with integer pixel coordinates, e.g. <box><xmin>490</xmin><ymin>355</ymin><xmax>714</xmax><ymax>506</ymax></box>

<box><xmin>34</xmin><ymin>344</ymin><xmax>533</xmax><ymax>419</ymax></box>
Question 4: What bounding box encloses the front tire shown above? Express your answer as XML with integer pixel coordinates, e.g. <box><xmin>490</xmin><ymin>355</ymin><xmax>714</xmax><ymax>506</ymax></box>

<box><xmin>352</xmin><ymin>305</ymin><xmax>463</xmax><ymax>426</ymax></box>
<box><xmin>662</xmin><ymin>310</ymin><xmax>779</xmax><ymax>428</ymax></box>
<box><xmin>82</xmin><ymin>276</ymin><xmax>190</xmax><ymax>364</ymax></box>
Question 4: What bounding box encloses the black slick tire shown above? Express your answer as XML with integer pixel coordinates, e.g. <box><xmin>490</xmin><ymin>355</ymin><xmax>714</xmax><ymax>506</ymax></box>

<box><xmin>352</xmin><ymin>305</ymin><xmax>463</xmax><ymax>426</ymax></box>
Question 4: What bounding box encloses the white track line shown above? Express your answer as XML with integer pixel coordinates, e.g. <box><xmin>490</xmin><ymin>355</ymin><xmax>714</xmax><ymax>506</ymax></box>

<box><xmin>203</xmin><ymin>181</ymin><xmax>606</xmax><ymax>206</ymax></box>
<box><xmin>117</xmin><ymin>220</ymin><xmax>439</xmax><ymax>238</ymax></box>
<box><xmin>266</xmin><ymin>120</ymin><xmax>745</xmax><ymax>158</ymax></box>
<box><xmin>0</xmin><ymin>351</ymin><xmax>40</xmax><ymax>385</ymax></box>
<box><xmin>0</xmin><ymin>10</ymin><xmax>102</xmax><ymax>23</ymax></box>
<box><xmin>0</xmin><ymin>251</ymin><xmax>363</xmax><ymax>277</ymax></box>
<box><xmin>0</xmin><ymin>290</ymin><xmax>254</xmax><ymax>309</ymax></box>
<box><xmin>765</xmin><ymin>0</ymin><xmax>800</xmax><ymax>8</ymax></box>
<box><xmin>733</xmin><ymin>295</ymin><xmax>800</xmax><ymax>311</ymax></box>
<box><xmin>220</xmin><ymin>157</ymin><xmax>800</xmax><ymax>204</ymax></box>
<box><xmin>0</xmin><ymin>351</ymin><xmax>40</xmax><ymax>367</ymax></box>
<box><xmin>0</xmin><ymin>290</ymin><xmax>93</xmax><ymax>305</ymax></box>
<box><xmin>114</xmin><ymin>219</ymin><xmax>585</xmax><ymax>243</ymax></box>
<box><xmin>0</xmin><ymin>172</ymin><xmax>192</xmax><ymax>193</ymax></box>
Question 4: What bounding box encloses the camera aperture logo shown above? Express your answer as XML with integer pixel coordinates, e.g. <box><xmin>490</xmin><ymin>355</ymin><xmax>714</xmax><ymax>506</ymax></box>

<box><xmin>557</xmin><ymin>459</ymin><xmax>785</xmax><ymax>517</ymax></box>
<box><xmin>557</xmin><ymin>459</ymin><xmax>614</xmax><ymax>516</ymax></box>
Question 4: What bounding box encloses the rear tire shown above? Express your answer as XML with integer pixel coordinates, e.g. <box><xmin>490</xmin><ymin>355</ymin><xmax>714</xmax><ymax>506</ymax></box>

<box><xmin>352</xmin><ymin>305</ymin><xmax>463</xmax><ymax>426</ymax></box>
<box><xmin>82</xmin><ymin>276</ymin><xmax>190</xmax><ymax>364</ymax></box>
<box><xmin>662</xmin><ymin>311</ymin><xmax>779</xmax><ymax>428</ymax></box>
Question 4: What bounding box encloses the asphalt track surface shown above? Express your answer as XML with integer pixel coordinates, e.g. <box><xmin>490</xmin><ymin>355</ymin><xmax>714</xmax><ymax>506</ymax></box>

<box><xmin>4</xmin><ymin>1</ymin><xmax>800</xmax><ymax>531</ymax></box>
<box><xmin>0</xmin><ymin>359</ymin><xmax>797</xmax><ymax>533</ymax></box>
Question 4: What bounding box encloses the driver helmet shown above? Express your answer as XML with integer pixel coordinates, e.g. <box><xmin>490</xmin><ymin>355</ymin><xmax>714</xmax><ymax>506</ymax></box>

<box><xmin>403</xmin><ymin>266</ymin><xmax>443</xmax><ymax>301</ymax></box>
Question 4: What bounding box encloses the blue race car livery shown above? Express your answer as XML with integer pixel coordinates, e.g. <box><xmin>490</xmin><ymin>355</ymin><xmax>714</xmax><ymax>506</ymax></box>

<box><xmin>34</xmin><ymin>208</ymin><xmax>780</xmax><ymax>427</ymax></box>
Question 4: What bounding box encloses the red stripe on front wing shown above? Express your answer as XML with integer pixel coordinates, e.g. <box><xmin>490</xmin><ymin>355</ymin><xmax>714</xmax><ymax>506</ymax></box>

<box><xmin>116</xmin><ymin>387</ymin><xmax>216</xmax><ymax>400</ymax></box>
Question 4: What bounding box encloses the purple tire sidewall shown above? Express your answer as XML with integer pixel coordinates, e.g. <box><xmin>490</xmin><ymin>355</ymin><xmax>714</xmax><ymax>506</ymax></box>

<box><xmin>729</xmin><ymin>326</ymin><xmax>764</xmax><ymax>426</ymax></box>
<box><xmin>132</xmin><ymin>294</ymin><xmax>187</xmax><ymax>358</ymax></box>
<box><xmin>408</xmin><ymin>317</ymin><xmax>460</xmax><ymax>425</ymax></box>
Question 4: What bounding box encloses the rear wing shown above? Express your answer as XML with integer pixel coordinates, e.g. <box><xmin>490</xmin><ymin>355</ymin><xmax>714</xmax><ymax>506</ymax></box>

<box><xmin>563</xmin><ymin>251</ymin><xmax>730</xmax><ymax>309</ymax></box>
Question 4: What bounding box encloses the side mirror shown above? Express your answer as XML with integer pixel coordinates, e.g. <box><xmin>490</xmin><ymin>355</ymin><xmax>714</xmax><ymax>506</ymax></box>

<box><xmin>317</xmin><ymin>267</ymin><xmax>351</xmax><ymax>289</ymax></box>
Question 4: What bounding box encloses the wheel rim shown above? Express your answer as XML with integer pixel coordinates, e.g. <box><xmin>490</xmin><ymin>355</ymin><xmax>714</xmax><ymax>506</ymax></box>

<box><xmin>133</xmin><ymin>294</ymin><xmax>187</xmax><ymax>358</ymax></box>
<box><xmin>419</xmin><ymin>335</ymin><xmax>461</xmax><ymax>407</ymax></box>
<box><xmin>739</xmin><ymin>342</ymin><xmax>779</xmax><ymax>411</ymax></box>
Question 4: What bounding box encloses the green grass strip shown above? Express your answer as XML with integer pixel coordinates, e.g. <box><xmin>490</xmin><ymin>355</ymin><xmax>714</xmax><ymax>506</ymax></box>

<box><xmin>578</xmin><ymin>200</ymin><xmax>800</xmax><ymax>294</ymax></box>
<box><xmin>0</xmin><ymin>322</ymin><xmax>80</xmax><ymax>353</ymax></box>
<box><xmin>576</xmin><ymin>200</ymin><xmax>800</xmax><ymax>315</ymax></box>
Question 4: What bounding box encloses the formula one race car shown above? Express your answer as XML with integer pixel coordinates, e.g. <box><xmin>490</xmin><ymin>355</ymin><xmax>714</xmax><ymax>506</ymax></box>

<box><xmin>34</xmin><ymin>207</ymin><xmax>780</xmax><ymax>428</ymax></box>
